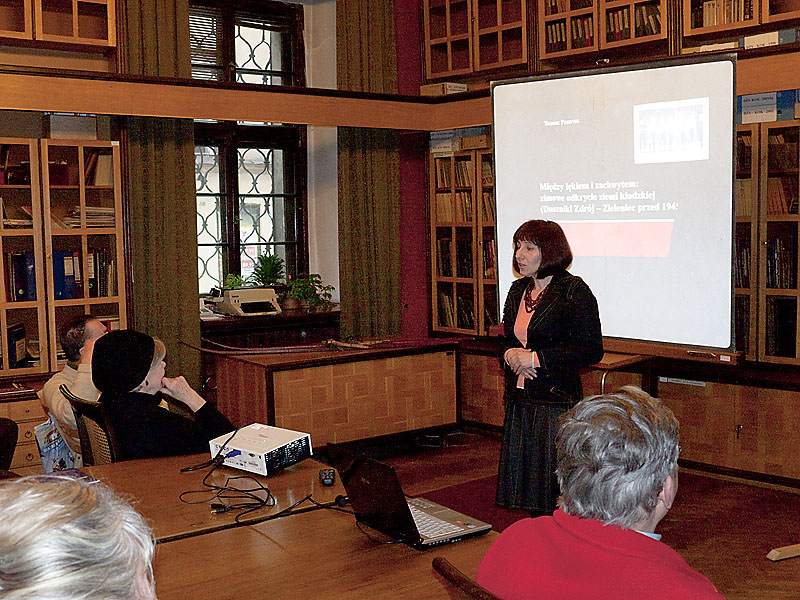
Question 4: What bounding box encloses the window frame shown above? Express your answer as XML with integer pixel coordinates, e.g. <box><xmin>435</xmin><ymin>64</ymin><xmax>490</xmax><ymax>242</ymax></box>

<box><xmin>189</xmin><ymin>0</ymin><xmax>307</xmax><ymax>87</ymax></box>
<box><xmin>190</xmin><ymin>0</ymin><xmax>309</xmax><ymax>293</ymax></box>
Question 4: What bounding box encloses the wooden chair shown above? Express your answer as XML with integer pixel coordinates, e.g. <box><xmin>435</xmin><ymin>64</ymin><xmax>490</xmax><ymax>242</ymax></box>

<box><xmin>59</xmin><ymin>384</ymin><xmax>123</xmax><ymax>465</ymax></box>
<box><xmin>0</xmin><ymin>417</ymin><xmax>18</xmax><ymax>471</ymax></box>
<box><xmin>432</xmin><ymin>557</ymin><xmax>501</xmax><ymax>600</ymax></box>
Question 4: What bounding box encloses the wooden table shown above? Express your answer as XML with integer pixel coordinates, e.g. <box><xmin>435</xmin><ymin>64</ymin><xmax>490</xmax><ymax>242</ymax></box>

<box><xmin>85</xmin><ymin>454</ymin><xmax>346</xmax><ymax>542</ymax></box>
<box><xmin>154</xmin><ymin>506</ymin><xmax>497</xmax><ymax>600</ymax></box>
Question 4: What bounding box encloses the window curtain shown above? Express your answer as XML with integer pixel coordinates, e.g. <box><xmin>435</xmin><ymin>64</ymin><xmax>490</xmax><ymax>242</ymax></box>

<box><xmin>118</xmin><ymin>0</ymin><xmax>201</xmax><ymax>387</ymax></box>
<box><xmin>336</xmin><ymin>0</ymin><xmax>402</xmax><ymax>339</ymax></box>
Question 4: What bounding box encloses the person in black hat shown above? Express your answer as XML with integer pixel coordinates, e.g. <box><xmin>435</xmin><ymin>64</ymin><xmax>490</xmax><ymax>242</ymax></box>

<box><xmin>92</xmin><ymin>329</ymin><xmax>234</xmax><ymax>461</ymax></box>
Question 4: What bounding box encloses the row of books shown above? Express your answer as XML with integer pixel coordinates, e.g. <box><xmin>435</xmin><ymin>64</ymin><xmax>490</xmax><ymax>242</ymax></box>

<box><xmin>436</xmin><ymin>238</ymin><xmax>474</xmax><ymax>278</ymax></box>
<box><xmin>435</xmin><ymin>192</ymin><xmax>474</xmax><ymax>222</ymax></box>
<box><xmin>545</xmin><ymin>20</ymin><xmax>569</xmax><ymax>49</ymax></box>
<box><xmin>570</xmin><ymin>16</ymin><xmax>594</xmax><ymax>48</ymax></box>
<box><xmin>634</xmin><ymin>4</ymin><xmax>661</xmax><ymax>37</ymax></box>
<box><xmin>734</xmin><ymin>243</ymin><xmax>751</xmax><ymax>288</ymax></box>
<box><xmin>435</xmin><ymin>159</ymin><xmax>475</xmax><ymax>189</ymax></box>
<box><xmin>765</xmin><ymin>236</ymin><xmax>798</xmax><ymax>289</ymax></box>
<box><xmin>437</xmin><ymin>292</ymin><xmax>475</xmax><ymax>330</ymax></box>
<box><xmin>765</xmin><ymin>177</ymin><xmax>799</xmax><ymax>215</ymax></box>
<box><xmin>482</xmin><ymin>192</ymin><xmax>496</xmax><ymax>223</ymax></box>
<box><xmin>734</xmin><ymin>298</ymin><xmax>750</xmax><ymax>354</ymax></box>
<box><xmin>60</xmin><ymin>206</ymin><xmax>116</xmax><ymax>228</ymax></box>
<box><xmin>768</xmin><ymin>138</ymin><xmax>798</xmax><ymax>172</ymax></box>
<box><xmin>483</xmin><ymin>238</ymin><xmax>497</xmax><ymax>279</ymax></box>
<box><xmin>51</xmin><ymin>248</ymin><xmax>117</xmax><ymax>300</ymax></box>
<box><xmin>0</xmin><ymin>322</ymin><xmax>28</xmax><ymax>368</ymax></box>
<box><xmin>606</xmin><ymin>8</ymin><xmax>631</xmax><ymax>41</ymax></box>
<box><xmin>765</xmin><ymin>297</ymin><xmax>796</xmax><ymax>357</ymax></box>
<box><xmin>4</xmin><ymin>251</ymin><xmax>36</xmax><ymax>302</ymax></box>
<box><xmin>543</xmin><ymin>0</ymin><xmax>593</xmax><ymax>16</ymax></box>
<box><xmin>734</xmin><ymin>180</ymin><xmax>754</xmax><ymax>217</ymax></box>
<box><xmin>480</xmin><ymin>161</ymin><xmax>494</xmax><ymax>187</ymax></box>
<box><xmin>696</xmin><ymin>0</ymin><xmax>753</xmax><ymax>27</ymax></box>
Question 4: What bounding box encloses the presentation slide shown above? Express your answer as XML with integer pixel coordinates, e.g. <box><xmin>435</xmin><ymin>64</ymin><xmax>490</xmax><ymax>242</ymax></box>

<box><xmin>492</xmin><ymin>58</ymin><xmax>735</xmax><ymax>350</ymax></box>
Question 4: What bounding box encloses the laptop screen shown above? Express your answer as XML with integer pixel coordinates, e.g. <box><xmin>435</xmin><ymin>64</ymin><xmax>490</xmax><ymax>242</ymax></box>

<box><xmin>328</xmin><ymin>447</ymin><xmax>420</xmax><ymax>544</ymax></box>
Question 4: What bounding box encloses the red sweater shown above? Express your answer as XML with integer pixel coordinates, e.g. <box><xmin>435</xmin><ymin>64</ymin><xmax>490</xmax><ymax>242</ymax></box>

<box><xmin>477</xmin><ymin>509</ymin><xmax>724</xmax><ymax>600</ymax></box>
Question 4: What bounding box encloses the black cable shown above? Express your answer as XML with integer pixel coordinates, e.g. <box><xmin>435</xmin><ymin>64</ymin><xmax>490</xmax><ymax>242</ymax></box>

<box><xmin>180</xmin><ymin>428</ymin><xmax>241</xmax><ymax>472</ymax></box>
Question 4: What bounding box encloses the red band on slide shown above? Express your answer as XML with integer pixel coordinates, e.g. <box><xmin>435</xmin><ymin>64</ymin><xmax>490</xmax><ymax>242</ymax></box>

<box><xmin>559</xmin><ymin>220</ymin><xmax>675</xmax><ymax>258</ymax></box>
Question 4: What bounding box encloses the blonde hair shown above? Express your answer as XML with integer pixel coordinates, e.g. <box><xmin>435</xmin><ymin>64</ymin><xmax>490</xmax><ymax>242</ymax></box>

<box><xmin>0</xmin><ymin>476</ymin><xmax>155</xmax><ymax>599</ymax></box>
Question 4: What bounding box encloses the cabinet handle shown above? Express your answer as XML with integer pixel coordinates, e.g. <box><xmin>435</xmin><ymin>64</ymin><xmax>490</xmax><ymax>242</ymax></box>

<box><xmin>736</xmin><ymin>424</ymin><xmax>743</xmax><ymax>439</ymax></box>
<box><xmin>26</xmin><ymin>453</ymin><xmax>35</xmax><ymax>462</ymax></box>
<box><xmin>24</xmin><ymin>430</ymin><xmax>32</xmax><ymax>439</ymax></box>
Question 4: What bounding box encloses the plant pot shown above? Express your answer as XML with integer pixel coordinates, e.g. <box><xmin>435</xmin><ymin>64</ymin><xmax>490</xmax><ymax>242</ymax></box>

<box><xmin>282</xmin><ymin>297</ymin><xmax>301</xmax><ymax>310</ymax></box>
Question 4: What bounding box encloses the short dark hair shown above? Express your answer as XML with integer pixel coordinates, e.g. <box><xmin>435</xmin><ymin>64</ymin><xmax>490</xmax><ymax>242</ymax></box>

<box><xmin>512</xmin><ymin>220</ymin><xmax>572</xmax><ymax>278</ymax></box>
<box><xmin>59</xmin><ymin>315</ymin><xmax>98</xmax><ymax>362</ymax></box>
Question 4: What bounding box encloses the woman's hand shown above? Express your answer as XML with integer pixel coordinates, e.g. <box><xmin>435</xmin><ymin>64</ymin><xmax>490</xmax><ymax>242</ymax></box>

<box><xmin>504</xmin><ymin>348</ymin><xmax>538</xmax><ymax>380</ymax></box>
<box><xmin>159</xmin><ymin>376</ymin><xmax>206</xmax><ymax>412</ymax></box>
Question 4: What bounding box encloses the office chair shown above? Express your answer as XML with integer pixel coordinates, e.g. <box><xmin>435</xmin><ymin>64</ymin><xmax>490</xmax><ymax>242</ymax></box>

<box><xmin>432</xmin><ymin>557</ymin><xmax>501</xmax><ymax>600</ymax></box>
<box><xmin>59</xmin><ymin>384</ymin><xmax>123</xmax><ymax>465</ymax></box>
<box><xmin>0</xmin><ymin>417</ymin><xmax>18</xmax><ymax>471</ymax></box>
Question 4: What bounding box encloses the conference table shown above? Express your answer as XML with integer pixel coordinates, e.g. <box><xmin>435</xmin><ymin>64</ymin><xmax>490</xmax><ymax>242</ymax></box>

<box><xmin>86</xmin><ymin>453</ymin><xmax>497</xmax><ymax>599</ymax></box>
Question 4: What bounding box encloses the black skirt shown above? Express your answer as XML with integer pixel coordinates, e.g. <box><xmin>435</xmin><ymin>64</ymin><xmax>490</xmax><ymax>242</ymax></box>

<box><xmin>495</xmin><ymin>391</ymin><xmax>570</xmax><ymax>514</ymax></box>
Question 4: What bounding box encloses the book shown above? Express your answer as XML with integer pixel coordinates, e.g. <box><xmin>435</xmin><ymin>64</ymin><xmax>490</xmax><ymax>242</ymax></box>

<box><xmin>7</xmin><ymin>322</ymin><xmax>26</xmax><ymax>368</ymax></box>
<box><xmin>93</xmin><ymin>154</ymin><xmax>113</xmax><ymax>186</ymax></box>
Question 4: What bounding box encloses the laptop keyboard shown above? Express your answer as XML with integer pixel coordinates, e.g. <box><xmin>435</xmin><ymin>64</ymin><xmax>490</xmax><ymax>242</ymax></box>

<box><xmin>407</xmin><ymin>501</ymin><xmax>464</xmax><ymax>537</ymax></box>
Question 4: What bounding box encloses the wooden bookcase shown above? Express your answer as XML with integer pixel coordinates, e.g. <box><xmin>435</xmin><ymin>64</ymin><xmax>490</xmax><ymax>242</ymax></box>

<box><xmin>758</xmin><ymin>121</ymin><xmax>800</xmax><ymax>364</ymax></box>
<box><xmin>0</xmin><ymin>138</ymin><xmax>126</xmax><ymax>378</ymax></box>
<box><xmin>539</xmin><ymin>0</ymin><xmax>598</xmax><ymax>58</ymax></box>
<box><xmin>40</xmin><ymin>139</ymin><xmax>127</xmax><ymax>370</ymax></box>
<box><xmin>734</xmin><ymin>124</ymin><xmax>758</xmax><ymax>361</ymax></box>
<box><xmin>683</xmin><ymin>0</ymin><xmax>759</xmax><ymax>36</ymax></box>
<box><xmin>762</xmin><ymin>0</ymin><xmax>800</xmax><ymax>23</ymax></box>
<box><xmin>0</xmin><ymin>0</ymin><xmax>116</xmax><ymax>46</ymax></box>
<box><xmin>430</xmin><ymin>148</ymin><xmax>499</xmax><ymax>335</ymax></box>
<box><xmin>423</xmin><ymin>0</ymin><xmax>527</xmax><ymax>79</ymax></box>
<box><xmin>0</xmin><ymin>137</ymin><xmax>48</xmax><ymax>376</ymax></box>
<box><xmin>599</xmin><ymin>0</ymin><xmax>666</xmax><ymax>49</ymax></box>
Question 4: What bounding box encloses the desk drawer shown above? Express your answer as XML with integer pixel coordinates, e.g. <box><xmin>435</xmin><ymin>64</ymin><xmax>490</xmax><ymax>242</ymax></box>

<box><xmin>17</xmin><ymin>420</ymin><xmax>38</xmax><ymax>446</ymax></box>
<box><xmin>11</xmin><ymin>442</ymin><xmax>40</xmax><ymax>469</ymax></box>
<box><xmin>0</xmin><ymin>399</ymin><xmax>46</xmax><ymax>423</ymax></box>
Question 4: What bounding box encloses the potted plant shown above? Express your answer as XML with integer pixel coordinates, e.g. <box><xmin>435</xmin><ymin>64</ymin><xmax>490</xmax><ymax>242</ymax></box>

<box><xmin>249</xmin><ymin>254</ymin><xmax>285</xmax><ymax>289</ymax></box>
<box><xmin>223</xmin><ymin>273</ymin><xmax>248</xmax><ymax>288</ymax></box>
<box><xmin>284</xmin><ymin>273</ymin><xmax>335</xmax><ymax>311</ymax></box>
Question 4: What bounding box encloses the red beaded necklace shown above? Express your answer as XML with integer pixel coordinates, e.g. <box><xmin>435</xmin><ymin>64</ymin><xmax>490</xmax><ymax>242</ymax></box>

<box><xmin>524</xmin><ymin>282</ymin><xmax>545</xmax><ymax>313</ymax></box>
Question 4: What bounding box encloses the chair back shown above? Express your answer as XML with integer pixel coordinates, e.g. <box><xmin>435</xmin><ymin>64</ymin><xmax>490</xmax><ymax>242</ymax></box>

<box><xmin>0</xmin><ymin>417</ymin><xmax>18</xmax><ymax>471</ymax></box>
<box><xmin>59</xmin><ymin>384</ymin><xmax>122</xmax><ymax>465</ymax></box>
<box><xmin>432</xmin><ymin>557</ymin><xmax>501</xmax><ymax>600</ymax></box>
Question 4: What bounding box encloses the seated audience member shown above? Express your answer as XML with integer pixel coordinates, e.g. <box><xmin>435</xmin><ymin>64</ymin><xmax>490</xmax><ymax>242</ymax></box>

<box><xmin>92</xmin><ymin>329</ymin><xmax>234</xmax><ymax>460</ymax></box>
<box><xmin>477</xmin><ymin>386</ymin><xmax>724</xmax><ymax>599</ymax></box>
<box><xmin>38</xmin><ymin>315</ymin><xmax>107</xmax><ymax>465</ymax></box>
<box><xmin>0</xmin><ymin>475</ymin><xmax>156</xmax><ymax>599</ymax></box>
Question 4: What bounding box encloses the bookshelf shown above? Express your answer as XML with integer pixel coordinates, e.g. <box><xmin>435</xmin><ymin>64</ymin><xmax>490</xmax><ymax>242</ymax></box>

<box><xmin>683</xmin><ymin>0</ymin><xmax>758</xmax><ymax>35</ymax></box>
<box><xmin>762</xmin><ymin>0</ymin><xmax>800</xmax><ymax>23</ymax></box>
<box><xmin>430</xmin><ymin>148</ymin><xmax>498</xmax><ymax>335</ymax></box>
<box><xmin>735</xmin><ymin>124</ymin><xmax>758</xmax><ymax>361</ymax></box>
<box><xmin>39</xmin><ymin>139</ymin><xmax>127</xmax><ymax>372</ymax></box>
<box><xmin>539</xmin><ymin>0</ymin><xmax>598</xmax><ymax>58</ymax></box>
<box><xmin>759</xmin><ymin>121</ymin><xmax>800</xmax><ymax>363</ymax></box>
<box><xmin>0</xmin><ymin>138</ymin><xmax>47</xmax><ymax>376</ymax></box>
<box><xmin>599</xmin><ymin>0</ymin><xmax>666</xmax><ymax>49</ymax></box>
<box><xmin>423</xmin><ymin>0</ymin><xmax>527</xmax><ymax>79</ymax></box>
<box><xmin>0</xmin><ymin>0</ymin><xmax>115</xmax><ymax>46</ymax></box>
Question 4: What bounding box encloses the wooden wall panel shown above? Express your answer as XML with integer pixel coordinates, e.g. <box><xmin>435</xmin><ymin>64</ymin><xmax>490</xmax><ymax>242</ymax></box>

<box><xmin>214</xmin><ymin>357</ymin><xmax>269</xmax><ymax>426</ymax></box>
<box><xmin>460</xmin><ymin>353</ymin><xmax>504</xmax><ymax>426</ymax></box>
<box><xmin>272</xmin><ymin>352</ymin><xmax>456</xmax><ymax>446</ymax></box>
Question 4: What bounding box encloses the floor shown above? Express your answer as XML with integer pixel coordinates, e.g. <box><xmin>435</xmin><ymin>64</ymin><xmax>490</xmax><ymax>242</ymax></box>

<box><xmin>378</xmin><ymin>430</ymin><xmax>800</xmax><ymax>600</ymax></box>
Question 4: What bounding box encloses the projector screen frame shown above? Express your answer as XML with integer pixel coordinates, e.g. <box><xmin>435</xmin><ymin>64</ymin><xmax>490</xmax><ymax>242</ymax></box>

<box><xmin>490</xmin><ymin>54</ymin><xmax>740</xmax><ymax>365</ymax></box>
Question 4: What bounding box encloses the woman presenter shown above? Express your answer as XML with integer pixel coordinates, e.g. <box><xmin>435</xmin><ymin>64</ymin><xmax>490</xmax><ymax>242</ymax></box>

<box><xmin>497</xmin><ymin>219</ymin><xmax>603</xmax><ymax>515</ymax></box>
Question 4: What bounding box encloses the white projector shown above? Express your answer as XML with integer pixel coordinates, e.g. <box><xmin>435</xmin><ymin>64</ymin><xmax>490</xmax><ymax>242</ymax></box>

<box><xmin>209</xmin><ymin>424</ymin><xmax>312</xmax><ymax>476</ymax></box>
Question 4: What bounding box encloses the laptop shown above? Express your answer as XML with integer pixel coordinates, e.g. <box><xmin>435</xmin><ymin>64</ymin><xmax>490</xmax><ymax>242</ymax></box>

<box><xmin>328</xmin><ymin>445</ymin><xmax>492</xmax><ymax>550</ymax></box>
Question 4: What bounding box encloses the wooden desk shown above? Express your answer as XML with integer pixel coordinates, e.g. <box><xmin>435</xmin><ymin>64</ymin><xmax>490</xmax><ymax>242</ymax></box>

<box><xmin>154</xmin><ymin>507</ymin><xmax>497</xmax><ymax>600</ymax></box>
<box><xmin>85</xmin><ymin>454</ymin><xmax>345</xmax><ymax>542</ymax></box>
<box><xmin>213</xmin><ymin>342</ymin><xmax>459</xmax><ymax>446</ymax></box>
<box><xmin>590</xmin><ymin>353</ymin><xmax>650</xmax><ymax>393</ymax></box>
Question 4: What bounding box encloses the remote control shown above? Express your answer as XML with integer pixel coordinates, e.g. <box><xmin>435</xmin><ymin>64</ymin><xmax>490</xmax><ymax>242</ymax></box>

<box><xmin>319</xmin><ymin>468</ymin><xmax>336</xmax><ymax>486</ymax></box>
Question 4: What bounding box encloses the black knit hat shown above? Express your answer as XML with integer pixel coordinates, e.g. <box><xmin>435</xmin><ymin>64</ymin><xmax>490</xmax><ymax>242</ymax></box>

<box><xmin>92</xmin><ymin>330</ymin><xmax>155</xmax><ymax>395</ymax></box>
